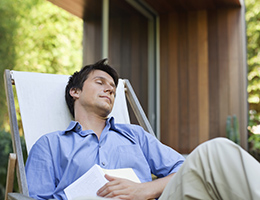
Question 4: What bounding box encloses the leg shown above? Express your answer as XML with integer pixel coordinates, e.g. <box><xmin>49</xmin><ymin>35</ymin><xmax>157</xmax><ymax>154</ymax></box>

<box><xmin>159</xmin><ymin>137</ymin><xmax>260</xmax><ymax>200</ymax></box>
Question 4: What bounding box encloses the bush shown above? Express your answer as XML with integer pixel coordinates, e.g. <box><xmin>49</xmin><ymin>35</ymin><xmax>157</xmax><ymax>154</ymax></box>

<box><xmin>248</xmin><ymin>131</ymin><xmax>260</xmax><ymax>162</ymax></box>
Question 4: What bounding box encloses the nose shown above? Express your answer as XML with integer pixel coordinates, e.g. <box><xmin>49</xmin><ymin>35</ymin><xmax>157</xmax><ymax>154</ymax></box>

<box><xmin>104</xmin><ymin>84</ymin><xmax>114</xmax><ymax>94</ymax></box>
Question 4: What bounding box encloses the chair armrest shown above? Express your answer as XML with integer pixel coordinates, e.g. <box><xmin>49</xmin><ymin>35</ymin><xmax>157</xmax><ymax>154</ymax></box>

<box><xmin>8</xmin><ymin>193</ymin><xmax>34</xmax><ymax>200</ymax></box>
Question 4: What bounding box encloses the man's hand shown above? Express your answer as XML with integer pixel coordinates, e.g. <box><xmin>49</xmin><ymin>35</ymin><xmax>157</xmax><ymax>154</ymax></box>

<box><xmin>97</xmin><ymin>173</ymin><xmax>175</xmax><ymax>199</ymax></box>
<box><xmin>96</xmin><ymin>174</ymin><xmax>149</xmax><ymax>200</ymax></box>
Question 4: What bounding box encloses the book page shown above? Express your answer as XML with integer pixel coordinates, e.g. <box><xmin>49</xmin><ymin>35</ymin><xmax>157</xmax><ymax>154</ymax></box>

<box><xmin>64</xmin><ymin>164</ymin><xmax>108</xmax><ymax>200</ymax></box>
<box><xmin>64</xmin><ymin>164</ymin><xmax>141</xmax><ymax>200</ymax></box>
<box><xmin>102</xmin><ymin>168</ymin><xmax>141</xmax><ymax>183</ymax></box>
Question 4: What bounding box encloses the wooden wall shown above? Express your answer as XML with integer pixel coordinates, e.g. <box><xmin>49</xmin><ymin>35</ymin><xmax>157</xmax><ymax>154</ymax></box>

<box><xmin>48</xmin><ymin>0</ymin><xmax>247</xmax><ymax>153</ymax></box>
<box><xmin>82</xmin><ymin>0</ymin><xmax>102</xmax><ymax>64</ymax></box>
<box><xmin>160</xmin><ymin>7</ymin><xmax>247</xmax><ymax>153</ymax></box>
<box><xmin>83</xmin><ymin>0</ymin><xmax>149</xmax><ymax>124</ymax></box>
<box><xmin>108</xmin><ymin>11</ymin><xmax>149</xmax><ymax>124</ymax></box>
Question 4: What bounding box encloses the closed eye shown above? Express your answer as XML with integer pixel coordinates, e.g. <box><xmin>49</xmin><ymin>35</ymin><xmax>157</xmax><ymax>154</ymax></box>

<box><xmin>96</xmin><ymin>80</ymin><xmax>103</xmax><ymax>85</ymax></box>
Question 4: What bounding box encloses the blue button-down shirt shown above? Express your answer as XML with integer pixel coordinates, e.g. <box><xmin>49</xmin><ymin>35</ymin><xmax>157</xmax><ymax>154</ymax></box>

<box><xmin>25</xmin><ymin>117</ymin><xmax>184</xmax><ymax>200</ymax></box>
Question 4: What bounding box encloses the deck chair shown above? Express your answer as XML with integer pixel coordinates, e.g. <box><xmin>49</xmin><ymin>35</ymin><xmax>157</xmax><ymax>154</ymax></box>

<box><xmin>4</xmin><ymin>69</ymin><xmax>155</xmax><ymax>200</ymax></box>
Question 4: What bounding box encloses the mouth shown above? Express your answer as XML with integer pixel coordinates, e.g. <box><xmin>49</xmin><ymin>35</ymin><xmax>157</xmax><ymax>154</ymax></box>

<box><xmin>100</xmin><ymin>95</ymin><xmax>111</xmax><ymax>103</ymax></box>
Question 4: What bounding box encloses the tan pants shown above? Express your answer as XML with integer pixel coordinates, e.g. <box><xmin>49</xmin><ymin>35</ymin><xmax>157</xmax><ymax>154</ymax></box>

<box><xmin>160</xmin><ymin>137</ymin><xmax>260</xmax><ymax>200</ymax></box>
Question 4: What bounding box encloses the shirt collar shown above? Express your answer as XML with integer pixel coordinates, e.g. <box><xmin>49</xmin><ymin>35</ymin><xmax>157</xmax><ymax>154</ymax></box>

<box><xmin>63</xmin><ymin>117</ymin><xmax>136</xmax><ymax>143</ymax></box>
<box><xmin>64</xmin><ymin>117</ymin><xmax>115</xmax><ymax>131</ymax></box>
<box><xmin>65</xmin><ymin>121</ymin><xmax>80</xmax><ymax>132</ymax></box>
<box><xmin>63</xmin><ymin>121</ymin><xmax>94</xmax><ymax>137</ymax></box>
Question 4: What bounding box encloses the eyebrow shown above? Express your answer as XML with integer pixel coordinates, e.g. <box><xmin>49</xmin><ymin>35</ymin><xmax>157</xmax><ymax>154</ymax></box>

<box><xmin>93</xmin><ymin>76</ymin><xmax>116</xmax><ymax>88</ymax></box>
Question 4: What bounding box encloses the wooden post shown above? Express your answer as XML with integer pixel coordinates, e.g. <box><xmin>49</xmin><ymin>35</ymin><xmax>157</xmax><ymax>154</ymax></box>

<box><xmin>5</xmin><ymin>153</ymin><xmax>17</xmax><ymax>200</ymax></box>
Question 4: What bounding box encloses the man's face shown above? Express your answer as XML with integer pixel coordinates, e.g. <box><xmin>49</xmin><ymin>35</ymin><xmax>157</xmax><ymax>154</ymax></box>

<box><xmin>76</xmin><ymin>70</ymin><xmax>116</xmax><ymax>117</ymax></box>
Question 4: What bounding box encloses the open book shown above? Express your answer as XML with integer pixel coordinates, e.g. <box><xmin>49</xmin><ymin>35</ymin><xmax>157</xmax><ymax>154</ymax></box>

<box><xmin>64</xmin><ymin>164</ymin><xmax>141</xmax><ymax>200</ymax></box>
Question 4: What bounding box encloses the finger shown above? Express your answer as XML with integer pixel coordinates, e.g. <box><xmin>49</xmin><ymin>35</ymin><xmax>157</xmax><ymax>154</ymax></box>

<box><xmin>98</xmin><ymin>175</ymin><xmax>121</xmax><ymax>194</ymax></box>
<box><xmin>97</xmin><ymin>184</ymin><xmax>108</xmax><ymax>196</ymax></box>
<box><xmin>102</xmin><ymin>187</ymin><xmax>128</xmax><ymax>198</ymax></box>
<box><xmin>97</xmin><ymin>181</ymin><xmax>121</xmax><ymax>196</ymax></box>
<box><xmin>97</xmin><ymin>179</ymin><xmax>127</xmax><ymax>197</ymax></box>
<box><xmin>104</xmin><ymin>174</ymin><xmax>117</xmax><ymax>181</ymax></box>
<box><xmin>98</xmin><ymin>175</ymin><xmax>118</xmax><ymax>194</ymax></box>
<box><xmin>97</xmin><ymin>186</ymin><xmax>117</xmax><ymax>197</ymax></box>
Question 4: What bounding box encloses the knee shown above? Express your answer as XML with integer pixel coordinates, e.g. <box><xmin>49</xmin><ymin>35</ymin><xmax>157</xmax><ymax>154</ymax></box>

<box><xmin>208</xmin><ymin>137</ymin><xmax>233</xmax><ymax>145</ymax></box>
<box><xmin>198</xmin><ymin>137</ymin><xmax>239</xmax><ymax>155</ymax></box>
<box><xmin>191</xmin><ymin>137</ymin><xmax>234</xmax><ymax>153</ymax></box>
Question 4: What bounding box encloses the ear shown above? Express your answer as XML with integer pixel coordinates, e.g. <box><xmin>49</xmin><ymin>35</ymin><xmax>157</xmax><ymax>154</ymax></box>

<box><xmin>69</xmin><ymin>88</ymin><xmax>80</xmax><ymax>99</ymax></box>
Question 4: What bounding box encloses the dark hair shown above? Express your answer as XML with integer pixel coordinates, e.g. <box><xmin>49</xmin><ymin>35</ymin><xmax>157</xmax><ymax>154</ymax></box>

<box><xmin>65</xmin><ymin>58</ymin><xmax>119</xmax><ymax>117</ymax></box>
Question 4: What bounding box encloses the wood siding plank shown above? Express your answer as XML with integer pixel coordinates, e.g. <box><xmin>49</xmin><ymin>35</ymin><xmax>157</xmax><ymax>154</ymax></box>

<box><xmin>228</xmin><ymin>8</ymin><xmax>247</xmax><ymax>149</ymax></box>
<box><xmin>237</xmin><ymin>6</ymin><xmax>248</xmax><ymax>150</ymax></box>
<box><xmin>228</xmin><ymin>9</ymin><xmax>240</xmax><ymax>121</ymax></box>
<box><xmin>168</xmin><ymin>12</ymin><xmax>180</xmax><ymax>150</ymax></box>
<box><xmin>178</xmin><ymin>13</ymin><xmax>189</xmax><ymax>153</ymax></box>
<box><xmin>217</xmin><ymin>9</ymin><xmax>229</xmax><ymax>137</ymax></box>
<box><xmin>187</xmin><ymin>11</ymin><xmax>199</xmax><ymax>151</ymax></box>
<box><xmin>160</xmin><ymin>14</ymin><xmax>170</xmax><ymax>144</ymax></box>
<box><xmin>197</xmin><ymin>10</ymin><xmax>209</xmax><ymax>144</ymax></box>
<box><xmin>208</xmin><ymin>10</ymin><xmax>220</xmax><ymax>139</ymax></box>
<box><xmin>83</xmin><ymin>21</ymin><xmax>102</xmax><ymax>65</ymax></box>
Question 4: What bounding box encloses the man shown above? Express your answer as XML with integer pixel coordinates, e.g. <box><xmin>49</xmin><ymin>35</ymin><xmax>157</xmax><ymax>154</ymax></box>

<box><xmin>26</xmin><ymin>59</ymin><xmax>260</xmax><ymax>200</ymax></box>
<box><xmin>25</xmin><ymin>59</ymin><xmax>185</xmax><ymax>200</ymax></box>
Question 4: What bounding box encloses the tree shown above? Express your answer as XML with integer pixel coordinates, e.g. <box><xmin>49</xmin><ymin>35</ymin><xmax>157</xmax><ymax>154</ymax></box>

<box><xmin>0</xmin><ymin>0</ymin><xmax>83</xmax><ymax>130</ymax></box>
<box><xmin>246</xmin><ymin>0</ymin><xmax>260</xmax><ymax>162</ymax></box>
<box><xmin>0</xmin><ymin>0</ymin><xmax>20</xmax><ymax>130</ymax></box>
<box><xmin>0</xmin><ymin>0</ymin><xmax>82</xmax><ymax>198</ymax></box>
<box><xmin>246</xmin><ymin>0</ymin><xmax>260</xmax><ymax>126</ymax></box>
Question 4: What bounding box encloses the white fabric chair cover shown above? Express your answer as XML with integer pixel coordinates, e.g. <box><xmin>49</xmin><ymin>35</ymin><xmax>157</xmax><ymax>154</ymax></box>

<box><xmin>12</xmin><ymin>71</ymin><xmax>130</xmax><ymax>153</ymax></box>
<box><xmin>108</xmin><ymin>79</ymin><xmax>130</xmax><ymax>124</ymax></box>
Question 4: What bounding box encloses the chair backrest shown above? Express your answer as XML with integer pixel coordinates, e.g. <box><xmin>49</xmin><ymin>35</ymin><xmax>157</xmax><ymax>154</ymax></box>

<box><xmin>4</xmin><ymin>69</ymin><xmax>155</xmax><ymax>196</ymax></box>
<box><xmin>12</xmin><ymin>71</ymin><xmax>130</xmax><ymax>153</ymax></box>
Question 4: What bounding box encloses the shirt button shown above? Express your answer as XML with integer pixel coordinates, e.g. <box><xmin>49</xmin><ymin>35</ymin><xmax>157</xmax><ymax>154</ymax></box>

<box><xmin>99</xmin><ymin>145</ymin><xmax>101</xmax><ymax>148</ymax></box>
<box><xmin>101</xmin><ymin>162</ymin><xmax>105</xmax><ymax>166</ymax></box>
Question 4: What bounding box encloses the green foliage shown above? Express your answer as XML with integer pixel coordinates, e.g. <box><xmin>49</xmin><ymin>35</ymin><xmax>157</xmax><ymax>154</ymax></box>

<box><xmin>246</xmin><ymin>0</ymin><xmax>260</xmax><ymax>161</ymax></box>
<box><xmin>0</xmin><ymin>130</ymin><xmax>13</xmax><ymax>198</ymax></box>
<box><xmin>249</xmin><ymin>133</ymin><xmax>260</xmax><ymax>151</ymax></box>
<box><xmin>248</xmin><ymin>131</ymin><xmax>260</xmax><ymax>162</ymax></box>
<box><xmin>0</xmin><ymin>0</ymin><xmax>20</xmax><ymax>131</ymax></box>
<box><xmin>14</xmin><ymin>0</ymin><xmax>83</xmax><ymax>74</ymax></box>
<box><xmin>0</xmin><ymin>130</ymin><xmax>27</xmax><ymax>199</ymax></box>
<box><xmin>0</xmin><ymin>0</ymin><xmax>83</xmax><ymax>197</ymax></box>
<box><xmin>0</xmin><ymin>0</ymin><xmax>83</xmax><ymax>130</ymax></box>
<box><xmin>246</xmin><ymin>0</ymin><xmax>260</xmax><ymax>126</ymax></box>
<box><xmin>226</xmin><ymin>115</ymin><xmax>240</xmax><ymax>145</ymax></box>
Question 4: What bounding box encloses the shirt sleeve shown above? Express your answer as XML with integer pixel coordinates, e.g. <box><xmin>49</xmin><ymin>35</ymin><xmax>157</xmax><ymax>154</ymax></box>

<box><xmin>25</xmin><ymin>136</ymin><xmax>56</xmax><ymax>200</ymax></box>
<box><xmin>134</xmin><ymin>126</ymin><xmax>185</xmax><ymax>178</ymax></box>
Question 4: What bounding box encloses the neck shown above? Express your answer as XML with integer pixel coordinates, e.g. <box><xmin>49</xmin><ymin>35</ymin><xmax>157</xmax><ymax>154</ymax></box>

<box><xmin>75</xmin><ymin>112</ymin><xmax>107</xmax><ymax>139</ymax></box>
